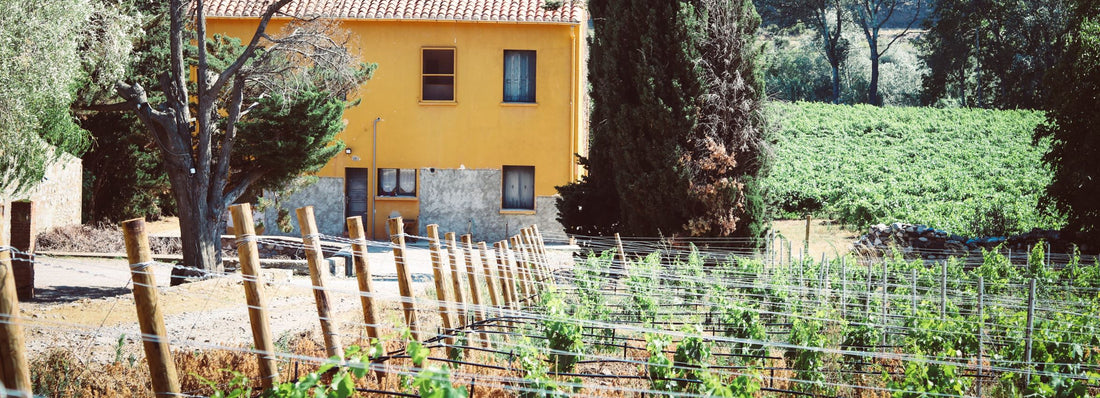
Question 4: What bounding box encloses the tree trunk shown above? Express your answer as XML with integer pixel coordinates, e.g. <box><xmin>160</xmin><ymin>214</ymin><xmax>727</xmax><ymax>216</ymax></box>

<box><xmin>831</xmin><ymin>63</ymin><xmax>841</xmax><ymax>104</ymax></box>
<box><xmin>165</xmin><ymin>169</ymin><xmax>223</xmax><ymax>285</ymax></box>
<box><xmin>869</xmin><ymin>50</ymin><xmax>882</xmax><ymax>106</ymax></box>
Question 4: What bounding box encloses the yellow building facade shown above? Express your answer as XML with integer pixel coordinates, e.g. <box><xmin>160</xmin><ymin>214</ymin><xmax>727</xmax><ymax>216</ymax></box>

<box><xmin>208</xmin><ymin>0</ymin><xmax>587</xmax><ymax>240</ymax></box>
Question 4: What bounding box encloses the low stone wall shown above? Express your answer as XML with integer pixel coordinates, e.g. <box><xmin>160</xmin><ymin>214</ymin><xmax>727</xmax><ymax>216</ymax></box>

<box><xmin>418</xmin><ymin>168</ymin><xmax>564</xmax><ymax>243</ymax></box>
<box><xmin>853</xmin><ymin>222</ymin><xmax>1077</xmax><ymax>258</ymax></box>
<box><xmin>1</xmin><ymin>152</ymin><xmax>82</xmax><ymax>235</ymax></box>
<box><xmin>257</xmin><ymin>177</ymin><xmax>345</xmax><ymax>237</ymax></box>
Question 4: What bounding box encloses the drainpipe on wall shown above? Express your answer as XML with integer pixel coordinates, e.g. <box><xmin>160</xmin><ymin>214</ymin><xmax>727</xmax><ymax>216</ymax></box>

<box><xmin>371</xmin><ymin>117</ymin><xmax>382</xmax><ymax>239</ymax></box>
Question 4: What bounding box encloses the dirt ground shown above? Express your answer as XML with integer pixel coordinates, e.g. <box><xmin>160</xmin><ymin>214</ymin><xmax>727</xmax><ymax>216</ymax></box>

<box><xmin>18</xmin><ymin>246</ymin><xmax>448</xmax><ymax>364</ymax></box>
<box><xmin>771</xmin><ymin>218</ymin><xmax>861</xmax><ymax>261</ymax></box>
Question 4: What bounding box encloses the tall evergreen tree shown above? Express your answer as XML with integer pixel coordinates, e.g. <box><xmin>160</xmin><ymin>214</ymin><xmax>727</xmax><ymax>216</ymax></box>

<box><xmin>557</xmin><ymin>0</ymin><xmax>769</xmax><ymax>240</ymax></box>
<box><xmin>1035</xmin><ymin>0</ymin><xmax>1100</xmax><ymax>246</ymax></box>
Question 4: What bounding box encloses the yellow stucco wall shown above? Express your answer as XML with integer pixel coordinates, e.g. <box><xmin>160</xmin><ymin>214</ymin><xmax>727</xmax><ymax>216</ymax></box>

<box><xmin>207</xmin><ymin>17</ymin><xmax>586</xmax><ymax>238</ymax></box>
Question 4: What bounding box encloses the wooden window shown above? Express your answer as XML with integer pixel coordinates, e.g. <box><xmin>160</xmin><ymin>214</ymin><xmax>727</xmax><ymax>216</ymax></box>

<box><xmin>378</xmin><ymin>168</ymin><xmax>417</xmax><ymax>197</ymax></box>
<box><xmin>502</xmin><ymin>166</ymin><xmax>535</xmax><ymax>210</ymax></box>
<box><xmin>422</xmin><ymin>48</ymin><xmax>455</xmax><ymax>101</ymax></box>
<box><xmin>503</xmin><ymin>50</ymin><xmax>536</xmax><ymax>103</ymax></box>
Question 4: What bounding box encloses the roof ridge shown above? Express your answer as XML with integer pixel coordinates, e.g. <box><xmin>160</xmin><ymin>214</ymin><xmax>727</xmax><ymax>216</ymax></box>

<box><xmin>206</xmin><ymin>0</ymin><xmax>586</xmax><ymax>23</ymax></box>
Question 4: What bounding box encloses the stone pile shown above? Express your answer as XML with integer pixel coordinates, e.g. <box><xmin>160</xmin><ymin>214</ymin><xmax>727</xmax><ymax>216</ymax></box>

<box><xmin>853</xmin><ymin>222</ymin><xmax>1080</xmax><ymax>258</ymax></box>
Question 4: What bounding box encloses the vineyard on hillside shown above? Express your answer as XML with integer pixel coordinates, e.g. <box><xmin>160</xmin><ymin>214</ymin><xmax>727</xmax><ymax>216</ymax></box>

<box><xmin>764</xmin><ymin>102</ymin><xmax>1061</xmax><ymax>237</ymax></box>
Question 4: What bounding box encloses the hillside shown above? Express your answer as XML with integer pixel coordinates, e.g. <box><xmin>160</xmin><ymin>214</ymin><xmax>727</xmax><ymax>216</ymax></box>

<box><xmin>764</xmin><ymin>101</ymin><xmax>1061</xmax><ymax>237</ymax></box>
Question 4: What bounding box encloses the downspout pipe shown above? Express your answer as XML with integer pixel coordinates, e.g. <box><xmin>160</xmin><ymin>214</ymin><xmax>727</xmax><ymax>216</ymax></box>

<box><xmin>371</xmin><ymin>117</ymin><xmax>382</xmax><ymax>239</ymax></box>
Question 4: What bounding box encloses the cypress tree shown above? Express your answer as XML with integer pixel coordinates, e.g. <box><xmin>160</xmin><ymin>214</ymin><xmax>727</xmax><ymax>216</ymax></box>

<box><xmin>557</xmin><ymin>0</ymin><xmax>769</xmax><ymax>240</ymax></box>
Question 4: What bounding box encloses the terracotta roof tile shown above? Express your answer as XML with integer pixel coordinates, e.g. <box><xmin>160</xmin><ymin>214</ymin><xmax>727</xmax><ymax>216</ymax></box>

<box><xmin>207</xmin><ymin>0</ymin><xmax>584</xmax><ymax>23</ymax></box>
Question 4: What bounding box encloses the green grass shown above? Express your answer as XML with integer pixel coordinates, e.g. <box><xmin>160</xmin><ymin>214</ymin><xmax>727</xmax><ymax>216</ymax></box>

<box><xmin>764</xmin><ymin>101</ymin><xmax>1063</xmax><ymax>237</ymax></box>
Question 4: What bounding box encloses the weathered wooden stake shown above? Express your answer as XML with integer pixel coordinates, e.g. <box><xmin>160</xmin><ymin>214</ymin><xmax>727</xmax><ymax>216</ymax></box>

<box><xmin>511</xmin><ymin>236</ymin><xmax>535</xmax><ymax>297</ymax></box>
<box><xmin>507</xmin><ymin>237</ymin><xmax>531</xmax><ymax>301</ymax></box>
<box><xmin>445</xmin><ymin>232</ymin><xmax>467</xmax><ymax>324</ymax></box>
<box><xmin>460</xmin><ymin>235</ymin><xmax>485</xmax><ymax>323</ymax></box>
<box><xmin>121</xmin><ymin>218</ymin><xmax>181</xmax><ymax>397</ymax></box>
<box><xmin>804</xmin><ymin>215</ymin><xmax>811</xmax><ymax>253</ymax></box>
<box><xmin>297</xmin><ymin>206</ymin><xmax>344</xmax><ymax>357</ymax></box>
<box><xmin>840</xmin><ymin>257</ymin><xmax>847</xmax><ymax>318</ymax></box>
<box><xmin>977</xmin><ymin>277</ymin><xmax>985</xmax><ymax>397</ymax></box>
<box><xmin>478</xmin><ymin>242</ymin><xmax>502</xmax><ymax>313</ymax></box>
<box><xmin>425</xmin><ymin>225</ymin><xmax>454</xmax><ymax>343</ymax></box>
<box><xmin>940</xmin><ymin>261</ymin><xmax>948</xmax><ymax>321</ymax></box>
<box><xmin>881</xmin><ymin>261</ymin><xmax>888</xmax><ymax>345</ymax></box>
<box><xmin>386</xmin><ymin>217</ymin><xmax>421</xmax><ymax>341</ymax></box>
<box><xmin>614</xmin><ymin>232</ymin><xmax>627</xmax><ymax>278</ymax></box>
<box><xmin>1024</xmin><ymin>277</ymin><xmax>1037</xmax><ymax>386</ymax></box>
<box><xmin>910</xmin><ymin>269</ymin><xmax>918</xmax><ymax>315</ymax></box>
<box><xmin>229</xmin><ymin>204</ymin><xmax>278</xmax><ymax>388</ymax></box>
<box><xmin>0</xmin><ymin>205</ymin><xmax>32</xmax><ymax>398</ymax></box>
<box><xmin>531</xmin><ymin>225</ymin><xmax>553</xmax><ymax>278</ymax></box>
<box><xmin>347</xmin><ymin>216</ymin><xmax>381</xmax><ymax>340</ymax></box>
<box><xmin>494</xmin><ymin>242</ymin><xmax>518</xmax><ymax>308</ymax></box>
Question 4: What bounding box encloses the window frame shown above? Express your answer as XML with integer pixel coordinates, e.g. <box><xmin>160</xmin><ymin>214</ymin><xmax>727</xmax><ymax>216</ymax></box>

<box><xmin>500</xmin><ymin>165</ymin><xmax>536</xmax><ymax>212</ymax></box>
<box><xmin>421</xmin><ymin>47</ymin><xmax>456</xmax><ymax>103</ymax></box>
<box><xmin>377</xmin><ymin>168</ymin><xmax>418</xmax><ymax>198</ymax></box>
<box><xmin>502</xmin><ymin>49</ymin><xmax>537</xmax><ymax>104</ymax></box>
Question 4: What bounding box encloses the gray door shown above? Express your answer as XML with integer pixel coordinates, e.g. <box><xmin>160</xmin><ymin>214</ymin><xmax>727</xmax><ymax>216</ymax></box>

<box><xmin>346</xmin><ymin>168</ymin><xmax>370</xmax><ymax>222</ymax></box>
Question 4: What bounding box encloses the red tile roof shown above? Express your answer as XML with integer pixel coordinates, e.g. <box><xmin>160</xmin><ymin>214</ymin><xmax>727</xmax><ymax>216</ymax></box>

<box><xmin>205</xmin><ymin>0</ymin><xmax>585</xmax><ymax>23</ymax></box>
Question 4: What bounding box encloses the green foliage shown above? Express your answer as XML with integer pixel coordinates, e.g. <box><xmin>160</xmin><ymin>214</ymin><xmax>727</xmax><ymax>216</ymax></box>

<box><xmin>920</xmin><ymin>0</ymin><xmax>1069</xmax><ymax>109</ymax></box>
<box><xmin>712</xmin><ymin>298</ymin><xmax>768</xmax><ymax>360</ymax></box>
<box><xmin>1034</xmin><ymin>0</ymin><xmax>1100</xmax><ymax>247</ymax></box>
<box><xmin>784</xmin><ymin>316</ymin><xmax>828</xmax><ymax>392</ymax></box>
<box><xmin>766</xmin><ymin>102</ymin><xmax>1060</xmax><ymax>236</ymax></box>
<box><xmin>887</xmin><ymin>355</ymin><xmax>970</xmax><ymax>398</ymax></box>
<box><xmin>557</xmin><ymin>0</ymin><xmax>769</xmax><ymax>239</ymax></box>
<box><xmin>232</xmin><ymin>87</ymin><xmax>348</xmax><ymax>194</ymax></box>
<box><xmin>80</xmin><ymin>0</ymin><xmax>174</xmax><ymax>222</ymax></box>
<box><xmin>412</xmin><ymin>367</ymin><xmax>468</xmax><ymax>398</ymax></box>
<box><xmin>0</xmin><ymin>0</ymin><xmax>136</xmax><ymax>194</ymax></box>
<box><xmin>540</xmin><ymin>295</ymin><xmax>585</xmax><ymax>373</ymax></box>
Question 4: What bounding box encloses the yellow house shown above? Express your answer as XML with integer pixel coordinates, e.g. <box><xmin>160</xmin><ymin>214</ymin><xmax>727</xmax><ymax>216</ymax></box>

<box><xmin>207</xmin><ymin>0</ymin><xmax>587</xmax><ymax>241</ymax></box>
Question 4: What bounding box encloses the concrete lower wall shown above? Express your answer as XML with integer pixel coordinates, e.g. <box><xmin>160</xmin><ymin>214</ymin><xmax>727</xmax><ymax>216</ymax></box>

<box><xmin>1</xmin><ymin>152</ymin><xmax>82</xmax><ymax>237</ymax></box>
<box><xmin>256</xmin><ymin>169</ymin><xmax>566</xmax><ymax>243</ymax></box>
<box><xmin>258</xmin><ymin>177</ymin><xmax>346</xmax><ymax>237</ymax></box>
<box><xmin>418</xmin><ymin>168</ymin><xmax>564</xmax><ymax>243</ymax></box>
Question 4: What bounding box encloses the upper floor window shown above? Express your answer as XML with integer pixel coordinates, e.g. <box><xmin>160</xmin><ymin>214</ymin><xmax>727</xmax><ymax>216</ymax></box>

<box><xmin>379</xmin><ymin>168</ymin><xmax>417</xmax><ymax>197</ymax></box>
<box><xmin>422</xmin><ymin>48</ymin><xmax>455</xmax><ymax>101</ymax></box>
<box><xmin>502</xmin><ymin>165</ymin><xmax>535</xmax><ymax>210</ymax></box>
<box><xmin>503</xmin><ymin>50</ymin><xmax>536</xmax><ymax>103</ymax></box>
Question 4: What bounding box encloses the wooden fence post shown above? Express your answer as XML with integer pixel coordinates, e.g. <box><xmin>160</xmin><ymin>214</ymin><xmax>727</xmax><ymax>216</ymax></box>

<box><xmin>296</xmin><ymin>207</ymin><xmax>343</xmax><ymax>358</ymax></box>
<box><xmin>386</xmin><ymin>217</ymin><xmax>421</xmax><ymax>341</ymax></box>
<box><xmin>940</xmin><ymin>261</ymin><xmax>948</xmax><ymax>321</ymax></box>
<box><xmin>0</xmin><ymin>204</ymin><xmax>32</xmax><ymax>398</ymax></box>
<box><xmin>425</xmin><ymin>225</ymin><xmax>454</xmax><ymax>342</ymax></box>
<box><xmin>521</xmin><ymin>229</ymin><xmax>546</xmax><ymax>284</ymax></box>
<box><xmin>121</xmin><ymin>218</ymin><xmax>181</xmax><ymax>397</ymax></box>
<box><xmin>614</xmin><ymin>232</ymin><xmax>628</xmax><ymax>279</ymax></box>
<box><xmin>507</xmin><ymin>237</ymin><xmax>531</xmax><ymax>302</ymax></box>
<box><xmin>531</xmin><ymin>225</ymin><xmax>552</xmax><ymax>276</ymax></box>
<box><xmin>445</xmin><ymin>232</ymin><xmax>467</xmax><ymax>324</ymax></box>
<box><xmin>478</xmin><ymin>242</ymin><xmax>502</xmax><ymax>312</ymax></box>
<box><xmin>229</xmin><ymin>204</ymin><xmax>278</xmax><ymax>388</ymax></box>
<box><xmin>512</xmin><ymin>235</ymin><xmax>536</xmax><ymax>295</ymax></box>
<box><xmin>460</xmin><ymin>235</ymin><xmax>485</xmax><ymax>323</ymax></box>
<box><xmin>977</xmin><ymin>277</ymin><xmax>985</xmax><ymax>397</ymax></box>
<box><xmin>461</xmin><ymin>235</ymin><xmax>491</xmax><ymax>348</ymax></box>
<box><xmin>494</xmin><ymin>241</ymin><xmax>517</xmax><ymax>309</ymax></box>
<box><xmin>347</xmin><ymin>216</ymin><xmax>381</xmax><ymax>340</ymax></box>
<box><xmin>1024</xmin><ymin>278</ymin><xmax>1037</xmax><ymax>386</ymax></box>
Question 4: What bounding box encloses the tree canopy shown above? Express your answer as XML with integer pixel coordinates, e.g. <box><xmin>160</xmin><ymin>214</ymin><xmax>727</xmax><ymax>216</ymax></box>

<box><xmin>1035</xmin><ymin>0</ymin><xmax>1100</xmax><ymax>246</ymax></box>
<box><xmin>0</xmin><ymin>0</ymin><xmax>135</xmax><ymax>195</ymax></box>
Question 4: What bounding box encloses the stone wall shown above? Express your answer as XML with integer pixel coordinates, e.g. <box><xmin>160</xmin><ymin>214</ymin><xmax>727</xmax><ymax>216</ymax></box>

<box><xmin>257</xmin><ymin>177</ymin><xmax>346</xmax><ymax>237</ymax></box>
<box><xmin>1</xmin><ymin>152</ymin><xmax>82</xmax><ymax>236</ymax></box>
<box><xmin>418</xmin><ymin>168</ymin><xmax>565</xmax><ymax>243</ymax></box>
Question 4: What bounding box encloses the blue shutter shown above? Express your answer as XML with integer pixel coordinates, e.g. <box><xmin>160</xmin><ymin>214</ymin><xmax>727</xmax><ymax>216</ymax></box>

<box><xmin>504</xmin><ymin>51</ymin><xmax>536</xmax><ymax>103</ymax></box>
